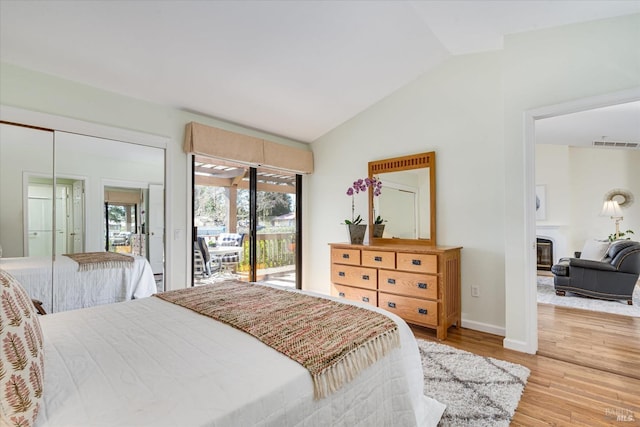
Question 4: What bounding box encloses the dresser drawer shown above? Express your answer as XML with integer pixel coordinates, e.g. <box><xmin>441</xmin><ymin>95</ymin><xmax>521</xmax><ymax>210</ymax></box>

<box><xmin>378</xmin><ymin>293</ymin><xmax>438</xmax><ymax>327</ymax></box>
<box><xmin>331</xmin><ymin>248</ymin><xmax>361</xmax><ymax>265</ymax></box>
<box><xmin>361</xmin><ymin>250</ymin><xmax>395</xmax><ymax>269</ymax></box>
<box><xmin>378</xmin><ymin>270</ymin><xmax>438</xmax><ymax>300</ymax></box>
<box><xmin>332</xmin><ymin>284</ymin><xmax>377</xmax><ymax>307</ymax></box>
<box><xmin>396</xmin><ymin>252</ymin><xmax>437</xmax><ymax>273</ymax></box>
<box><xmin>331</xmin><ymin>264</ymin><xmax>377</xmax><ymax>290</ymax></box>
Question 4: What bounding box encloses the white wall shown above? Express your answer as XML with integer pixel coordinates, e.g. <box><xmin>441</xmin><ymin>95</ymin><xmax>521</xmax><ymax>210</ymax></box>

<box><xmin>535</xmin><ymin>145</ymin><xmax>571</xmax><ymax>231</ymax></box>
<box><xmin>536</xmin><ymin>145</ymin><xmax>640</xmax><ymax>257</ymax></box>
<box><xmin>569</xmin><ymin>148</ymin><xmax>640</xmax><ymax>249</ymax></box>
<box><xmin>307</xmin><ymin>50</ymin><xmax>506</xmax><ymax>333</ymax></box>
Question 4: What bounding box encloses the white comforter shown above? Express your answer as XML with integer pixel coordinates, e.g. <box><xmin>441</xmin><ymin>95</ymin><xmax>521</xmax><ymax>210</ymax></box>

<box><xmin>36</xmin><ymin>288</ymin><xmax>445</xmax><ymax>426</ymax></box>
<box><xmin>0</xmin><ymin>255</ymin><xmax>157</xmax><ymax>313</ymax></box>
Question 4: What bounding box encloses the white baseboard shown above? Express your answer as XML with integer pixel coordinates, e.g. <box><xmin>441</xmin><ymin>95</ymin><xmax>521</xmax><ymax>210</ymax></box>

<box><xmin>503</xmin><ymin>338</ymin><xmax>536</xmax><ymax>354</ymax></box>
<box><xmin>461</xmin><ymin>317</ymin><xmax>537</xmax><ymax>354</ymax></box>
<box><xmin>460</xmin><ymin>316</ymin><xmax>505</xmax><ymax>337</ymax></box>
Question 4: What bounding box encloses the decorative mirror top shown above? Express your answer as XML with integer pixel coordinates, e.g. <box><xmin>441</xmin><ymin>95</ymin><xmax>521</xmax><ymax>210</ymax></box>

<box><xmin>369</xmin><ymin>152</ymin><xmax>434</xmax><ymax>175</ymax></box>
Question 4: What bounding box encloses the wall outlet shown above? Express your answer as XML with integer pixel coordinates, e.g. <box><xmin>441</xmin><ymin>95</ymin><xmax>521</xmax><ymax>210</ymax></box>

<box><xmin>471</xmin><ymin>286</ymin><xmax>480</xmax><ymax>297</ymax></box>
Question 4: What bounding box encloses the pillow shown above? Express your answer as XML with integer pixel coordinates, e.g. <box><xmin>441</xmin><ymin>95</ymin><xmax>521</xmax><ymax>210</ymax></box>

<box><xmin>579</xmin><ymin>239</ymin><xmax>610</xmax><ymax>261</ymax></box>
<box><xmin>0</xmin><ymin>269</ymin><xmax>44</xmax><ymax>427</ymax></box>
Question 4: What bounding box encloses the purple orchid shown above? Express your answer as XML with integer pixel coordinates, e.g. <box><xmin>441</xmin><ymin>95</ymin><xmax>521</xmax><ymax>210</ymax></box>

<box><xmin>345</xmin><ymin>176</ymin><xmax>383</xmax><ymax>225</ymax></box>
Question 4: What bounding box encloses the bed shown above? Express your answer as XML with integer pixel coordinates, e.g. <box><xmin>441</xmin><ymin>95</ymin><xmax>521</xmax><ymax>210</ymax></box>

<box><xmin>0</xmin><ymin>272</ymin><xmax>445</xmax><ymax>427</ymax></box>
<box><xmin>0</xmin><ymin>253</ymin><xmax>157</xmax><ymax>313</ymax></box>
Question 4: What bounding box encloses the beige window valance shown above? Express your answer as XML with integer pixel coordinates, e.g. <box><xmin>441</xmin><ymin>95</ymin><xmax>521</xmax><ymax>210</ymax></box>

<box><xmin>104</xmin><ymin>190</ymin><xmax>142</xmax><ymax>204</ymax></box>
<box><xmin>183</xmin><ymin>122</ymin><xmax>313</xmax><ymax>174</ymax></box>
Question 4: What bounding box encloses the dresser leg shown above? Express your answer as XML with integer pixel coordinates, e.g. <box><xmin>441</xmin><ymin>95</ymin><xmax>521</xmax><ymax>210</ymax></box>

<box><xmin>436</xmin><ymin>326</ymin><xmax>446</xmax><ymax>340</ymax></box>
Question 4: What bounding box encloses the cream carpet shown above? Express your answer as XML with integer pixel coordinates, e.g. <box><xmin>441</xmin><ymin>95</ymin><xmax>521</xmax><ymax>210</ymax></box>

<box><xmin>418</xmin><ymin>340</ymin><xmax>530</xmax><ymax>427</ymax></box>
<box><xmin>537</xmin><ymin>276</ymin><xmax>640</xmax><ymax>317</ymax></box>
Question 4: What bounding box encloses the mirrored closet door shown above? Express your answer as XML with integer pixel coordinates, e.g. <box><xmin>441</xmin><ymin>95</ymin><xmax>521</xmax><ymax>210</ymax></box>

<box><xmin>0</xmin><ymin>122</ymin><xmax>165</xmax><ymax>312</ymax></box>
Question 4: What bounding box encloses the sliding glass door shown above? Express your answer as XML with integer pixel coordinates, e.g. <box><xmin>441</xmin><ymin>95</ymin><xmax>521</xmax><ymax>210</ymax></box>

<box><xmin>192</xmin><ymin>155</ymin><xmax>300</xmax><ymax>288</ymax></box>
<box><xmin>255</xmin><ymin>166</ymin><xmax>297</xmax><ymax>287</ymax></box>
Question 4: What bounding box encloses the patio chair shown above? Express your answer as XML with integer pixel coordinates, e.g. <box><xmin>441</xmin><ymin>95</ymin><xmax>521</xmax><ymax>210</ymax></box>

<box><xmin>214</xmin><ymin>233</ymin><xmax>245</xmax><ymax>276</ymax></box>
<box><xmin>194</xmin><ymin>237</ymin><xmax>212</xmax><ymax>277</ymax></box>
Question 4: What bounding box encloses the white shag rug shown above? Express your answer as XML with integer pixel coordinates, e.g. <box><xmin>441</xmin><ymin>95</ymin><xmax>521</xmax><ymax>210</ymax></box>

<box><xmin>537</xmin><ymin>276</ymin><xmax>640</xmax><ymax>317</ymax></box>
<box><xmin>418</xmin><ymin>340</ymin><xmax>530</xmax><ymax>427</ymax></box>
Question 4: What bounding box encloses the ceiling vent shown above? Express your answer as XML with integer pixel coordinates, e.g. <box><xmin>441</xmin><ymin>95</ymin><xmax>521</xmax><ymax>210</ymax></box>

<box><xmin>592</xmin><ymin>140</ymin><xmax>639</xmax><ymax>149</ymax></box>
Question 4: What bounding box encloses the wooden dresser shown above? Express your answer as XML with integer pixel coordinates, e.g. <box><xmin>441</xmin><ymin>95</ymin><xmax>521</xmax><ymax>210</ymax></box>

<box><xmin>329</xmin><ymin>242</ymin><xmax>462</xmax><ymax>340</ymax></box>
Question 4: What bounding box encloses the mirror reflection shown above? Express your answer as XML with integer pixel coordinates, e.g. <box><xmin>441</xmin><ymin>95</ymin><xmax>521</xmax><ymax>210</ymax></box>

<box><xmin>374</xmin><ymin>168</ymin><xmax>430</xmax><ymax>239</ymax></box>
<box><xmin>0</xmin><ymin>123</ymin><xmax>54</xmax><ymax>257</ymax></box>
<box><xmin>368</xmin><ymin>151</ymin><xmax>435</xmax><ymax>246</ymax></box>
<box><xmin>0</xmin><ymin>122</ymin><xmax>165</xmax><ymax>313</ymax></box>
<box><xmin>26</xmin><ymin>176</ymin><xmax>84</xmax><ymax>256</ymax></box>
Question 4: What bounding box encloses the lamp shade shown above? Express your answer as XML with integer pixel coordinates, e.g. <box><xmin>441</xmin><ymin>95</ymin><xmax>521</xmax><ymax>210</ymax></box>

<box><xmin>601</xmin><ymin>200</ymin><xmax>622</xmax><ymax>217</ymax></box>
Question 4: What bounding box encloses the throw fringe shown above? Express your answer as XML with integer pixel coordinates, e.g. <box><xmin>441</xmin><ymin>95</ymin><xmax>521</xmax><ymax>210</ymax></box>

<box><xmin>64</xmin><ymin>252</ymin><xmax>134</xmax><ymax>271</ymax></box>
<box><xmin>312</xmin><ymin>328</ymin><xmax>400</xmax><ymax>399</ymax></box>
<box><xmin>76</xmin><ymin>261</ymin><xmax>133</xmax><ymax>272</ymax></box>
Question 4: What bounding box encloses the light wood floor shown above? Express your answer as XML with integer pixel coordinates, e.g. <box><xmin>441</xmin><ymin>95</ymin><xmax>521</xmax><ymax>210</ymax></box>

<box><xmin>411</xmin><ymin>304</ymin><xmax>640</xmax><ymax>426</ymax></box>
<box><xmin>538</xmin><ymin>302</ymin><xmax>640</xmax><ymax>380</ymax></box>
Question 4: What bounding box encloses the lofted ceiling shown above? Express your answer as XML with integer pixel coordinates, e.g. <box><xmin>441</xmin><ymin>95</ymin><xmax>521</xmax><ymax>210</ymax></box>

<box><xmin>1</xmin><ymin>1</ymin><xmax>639</xmax><ymax>143</ymax></box>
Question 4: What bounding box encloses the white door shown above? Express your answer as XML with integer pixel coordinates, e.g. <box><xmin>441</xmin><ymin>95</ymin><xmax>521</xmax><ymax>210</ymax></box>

<box><xmin>54</xmin><ymin>185</ymin><xmax>68</xmax><ymax>255</ymax></box>
<box><xmin>71</xmin><ymin>180</ymin><xmax>85</xmax><ymax>253</ymax></box>
<box><xmin>27</xmin><ymin>183</ymin><xmax>54</xmax><ymax>257</ymax></box>
<box><xmin>148</xmin><ymin>184</ymin><xmax>164</xmax><ymax>275</ymax></box>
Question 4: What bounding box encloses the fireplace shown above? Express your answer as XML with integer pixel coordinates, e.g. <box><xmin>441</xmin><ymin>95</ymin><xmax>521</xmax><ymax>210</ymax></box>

<box><xmin>537</xmin><ymin>238</ymin><xmax>553</xmax><ymax>271</ymax></box>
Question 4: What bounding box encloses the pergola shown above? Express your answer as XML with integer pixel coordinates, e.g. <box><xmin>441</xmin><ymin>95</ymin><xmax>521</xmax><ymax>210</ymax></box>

<box><xmin>193</xmin><ymin>155</ymin><xmax>296</xmax><ymax>232</ymax></box>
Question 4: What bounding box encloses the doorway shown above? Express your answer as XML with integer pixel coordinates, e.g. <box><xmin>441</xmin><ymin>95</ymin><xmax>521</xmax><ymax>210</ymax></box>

<box><xmin>192</xmin><ymin>156</ymin><xmax>300</xmax><ymax>288</ymax></box>
<box><xmin>529</xmin><ymin>90</ymin><xmax>640</xmax><ymax>373</ymax></box>
<box><xmin>104</xmin><ymin>184</ymin><xmax>164</xmax><ymax>290</ymax></box>
<box><xmin>26</xmin><ymin>175</ymin><xmax>85</xmax><ymax>256</ymax></box>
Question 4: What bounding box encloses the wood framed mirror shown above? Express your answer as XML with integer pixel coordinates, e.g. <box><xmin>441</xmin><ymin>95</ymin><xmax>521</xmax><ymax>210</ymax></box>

<box><xmin>368</xmin><ymin>151</ymin><xmax>436</xmax><ymax>246</ymax></box>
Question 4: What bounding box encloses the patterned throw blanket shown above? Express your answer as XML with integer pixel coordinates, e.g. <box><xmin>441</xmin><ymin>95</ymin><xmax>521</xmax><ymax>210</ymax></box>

<box><xmin>63</xmin><ymin>252</ymin><xmax>134</xmax><ymax>271</ymax></box>
<box><xmin>155</xmin><ymin>280</ymin><xmax>400</xmax><ymax>399</ymax></box>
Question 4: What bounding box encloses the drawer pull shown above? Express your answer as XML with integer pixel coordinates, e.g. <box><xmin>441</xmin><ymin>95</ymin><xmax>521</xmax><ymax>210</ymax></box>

<box><xmin>362</xmin><ymin>275</ymin><xmax>370</xmax><ymax>280</ymax></box>
<box><xmin>412</xmin><ymin>259</ymin><xmax>422</xmax><ymax>266</ymax></box>
<box><xmin>362</xmin><ymin>297</ymin><xmax>369</xmax><ymax>302</ymax></box>
<box><xmin>387</xmin><ymin>278</ymin><xmax>396</xmax><ymax>285</ymax></box>
<box><xmin>387</xmin><ymin>302</ymin><xmax>396</xmax><ymax>308</ymax></box>
<box><xmin>417</xmin><ymin>282</ymin><xmax>427</xmax><ymax>289</ymax></box>
<box><xmin>418</xmin><ymin>308</ymin><xmax>428</xmax><ymax>315</ymax></box>
<box><xmin>342</xmin><ymin>254</ymin><xmax>350</xmax><ymax>259</ymax></box>
<box><xmin>338</xmin><ymin>292</ymin><xmax>345</xmax><ymax>297</ymax></box>
<box><xmin>338</xmin><ymin>271</ymin><xmax>345</xmax><ymax>277</ymax></box>
<box><xmin>374</xmin><ymin>256</ymin><xmax>382</xmax><ymax>262</ymax></box>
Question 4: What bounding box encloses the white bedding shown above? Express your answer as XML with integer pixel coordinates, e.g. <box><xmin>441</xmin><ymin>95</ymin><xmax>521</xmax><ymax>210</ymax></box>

<box><xmin>36</xmin><ymin>287</ymin><xmax>445</xmax><ymax>427</ymax></box>
<box><xmin>0</xmin><ymin>255</ymin><xmax>157</xmax><ymax>313</ymax></box>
